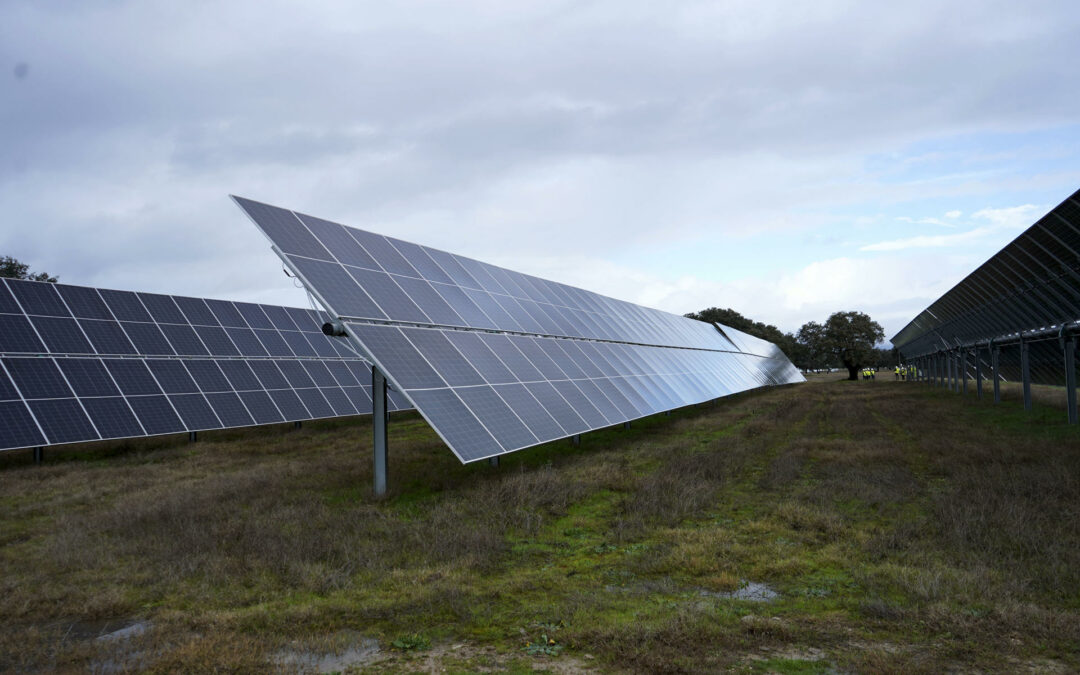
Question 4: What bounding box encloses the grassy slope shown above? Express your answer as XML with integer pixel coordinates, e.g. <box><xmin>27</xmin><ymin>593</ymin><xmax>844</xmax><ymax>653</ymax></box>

<box><xmin>1</xmin><ymin>376</ymin><xmax>1078</xmax><ymax>673</ymax></box>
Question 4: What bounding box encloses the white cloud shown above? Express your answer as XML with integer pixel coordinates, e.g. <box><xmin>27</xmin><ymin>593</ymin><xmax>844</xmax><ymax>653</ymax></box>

<box><xmin>945</xmin><ymin>209</ymin><xmax>962</xmax><ymax>218</ymax></box>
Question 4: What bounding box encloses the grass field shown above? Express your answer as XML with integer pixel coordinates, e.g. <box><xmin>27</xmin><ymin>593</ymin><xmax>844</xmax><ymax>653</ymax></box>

<box><xmin>2</xmin><ymin>375</ymin><xmax>1079</xmax><ymax>673</ymax></box>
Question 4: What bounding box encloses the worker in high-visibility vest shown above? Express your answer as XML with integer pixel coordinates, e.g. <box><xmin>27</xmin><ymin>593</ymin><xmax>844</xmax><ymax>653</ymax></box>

<box><xmin>894</xmin><ymin>366</ymin><xmax>900</xmax><ymax>380</ymax></box>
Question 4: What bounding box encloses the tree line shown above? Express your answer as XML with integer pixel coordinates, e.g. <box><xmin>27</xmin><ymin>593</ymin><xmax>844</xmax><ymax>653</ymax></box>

<box><xmin>685</xmin><ymin>307</ymin><xmax>891</xmax><ymax>380</ymax></box>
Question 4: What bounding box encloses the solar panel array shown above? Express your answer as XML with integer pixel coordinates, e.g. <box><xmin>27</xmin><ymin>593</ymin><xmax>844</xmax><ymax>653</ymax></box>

<box><xmin>0</xmin><ymin>278</ymin><xmax>410</xmax><ymax>452</ymax></box>
<box><xmin>892</xmin><ymin>187</ymin><xmax>1080</xmax><ymax>360</ymax></box>
<box><xmin>235</xmin><ymin>196</ymin><xmax>805</xmax><ymax>463</ymax></box>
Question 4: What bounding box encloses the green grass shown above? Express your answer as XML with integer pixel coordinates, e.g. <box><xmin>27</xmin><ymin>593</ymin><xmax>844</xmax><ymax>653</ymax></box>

<box><xmin>2</xmin><ymin>376</ymin><xmax>1079</xmax><ymax>673</ymax></box>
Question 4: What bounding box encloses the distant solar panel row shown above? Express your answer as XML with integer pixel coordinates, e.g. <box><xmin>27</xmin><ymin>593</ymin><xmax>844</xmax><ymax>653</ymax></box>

<box><xmin>892</xmin><ymin>187</ymin><xmax>1080</xmax><ymax>358</ymax></box>
<box><xmin>0</xmin><ymin>278</ymin><xmax>410</xmax><ymax>452</ymax></box>
<box><xmin>235</xmin><ymin>196</ymin><xmax>805</xmax><ymax>463</ymax></box>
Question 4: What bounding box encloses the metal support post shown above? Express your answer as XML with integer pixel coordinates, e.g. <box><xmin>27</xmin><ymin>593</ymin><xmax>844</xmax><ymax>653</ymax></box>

<box><xmin>1067</xmin><ymin>337</ymin><xmax>1077</xmax><ymax>425</ymax></box>
<box><xmin>571</xmin><ymin>434</ymin><xmax>580</xmax><ymax>446</ymax></box>
<box><xmin>665</xmin><ymin>411</ymin><xmax>671</xmax><ymax>417</ymax></box>
<box><xmin>961</xmin><ymin>349</ymin><xmax>968</xmax><ymax>395</ymax></box>
<box><xmin>1021</xmin><ymin>338</ymin><xmax>1032</xmax><ymax>412</ymax></box>
<box><xmin>33</xmin><ymin>447</ymin><xmax>43</xmax><ymax>464</ymax></box>
<box><xmin>489</xmin><ymin>456</ymin><xmax>500</xmax><ymax>467</ymax></box>
<box><xmin>975</xmin><ymin>347</ymin><xmax>983</xmax><ymax>400</ymax></box>
<box><xmin>992</xmin><ymin>347</ymin><xmax>1001</xmax><ymax>403</ymax></box>
<box><xmin>294</xmin><ymin>421</ymin><xmax>302</xmax><ymax>430</ymax></box>
<box><xmin>372</xmin><ymin>366</ymin><xmax>389</xmax><ymax>497</ymax></box>
<box><xmin>188</xmin><ymin>431</ymin><xmax>197</xmax><ymax>443</ymax></box>
<box><xmin>623</xmin><ymin>421</ymin><xmax>631</xmax><ymax>430</ymax></box>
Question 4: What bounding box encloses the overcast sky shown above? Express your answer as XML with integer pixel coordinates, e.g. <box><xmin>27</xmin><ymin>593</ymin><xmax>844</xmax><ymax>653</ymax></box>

<box><xmin>3</xmin><ymin>1</ymin><xmax>1078</xmax><ymax>343</ymax></box>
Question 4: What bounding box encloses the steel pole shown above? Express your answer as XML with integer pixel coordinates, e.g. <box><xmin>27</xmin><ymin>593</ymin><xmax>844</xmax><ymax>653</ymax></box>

<box><xmin>1021</xmin><ymin>338</ymin><xmax>1032</xmax><ymax>412</ymax></box>
<box><xmin>992</xmin><ymin>347</ymin><xmax>1001</xmax><ymax>403</ymax></box>
<box><xmin>1067</xmin><ymin>337</ymin><xmax>1078</xmax><ymax>424</ymax></box>
<box><xmin>372</xmin><ymin>366</ymin><xmax>389</xmax><ymax>497</ymax></box>
<box><xmin>975</xmin><ymin>347</ymin><xmax>983</xmax><ymax>399</ymax></box>
<box><xmin>961</xmin><ymin>349</ymin><xmax>968</xmax><ymax>395</ymax></box>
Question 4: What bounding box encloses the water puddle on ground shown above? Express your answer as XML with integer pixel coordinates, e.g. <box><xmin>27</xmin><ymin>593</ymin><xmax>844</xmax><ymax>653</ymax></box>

<box><xmin>702</xmin><ymin>580</ymin><xmax>779</xmax><ymax>602</ymax></box>
<box><xmin>276</xmin><ymin>635</ymin><xmax>382</xmax><ymax>673</ymax></box>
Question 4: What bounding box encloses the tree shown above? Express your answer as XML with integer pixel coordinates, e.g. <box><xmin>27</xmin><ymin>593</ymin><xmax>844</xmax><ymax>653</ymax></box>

<box><xmin>0</xmin><ymin>255</ymin><xmax>57</xmax><ymax>283</ymax></box>
<box><xmin>799</xmin><ymin>311</ymin><xmax>884</xmax><ymax>380</ymax></box>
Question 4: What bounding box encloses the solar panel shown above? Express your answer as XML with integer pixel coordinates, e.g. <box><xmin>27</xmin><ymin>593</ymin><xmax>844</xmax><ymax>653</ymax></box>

<box><xmin>0</xmin><ymin>278</ymin><xmax>412</xmax><ymax>452</ymax></box>
<box><xmin>235</xmin><ymin>196</ymin><xmax>805</xmax><ymax>463</ymax></box>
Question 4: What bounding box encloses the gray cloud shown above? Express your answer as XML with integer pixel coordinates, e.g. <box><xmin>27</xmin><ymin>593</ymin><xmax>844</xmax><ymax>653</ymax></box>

<box><xmin>1</xmin><ymin>0</ymin><xmax>1078</xmax><ymax>335</ymax></box>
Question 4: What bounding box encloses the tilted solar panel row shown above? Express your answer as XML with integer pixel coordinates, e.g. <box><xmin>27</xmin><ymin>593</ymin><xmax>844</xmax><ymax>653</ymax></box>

<box><xmin>232</xmin><ymin>196</ymin><xmax>738</xmax><ymax>352</ymax></box>
<box><xmin>234</xmin><ymin>196</ymin><xmax>805</xmax><ymax>464</ymax></box>
<box><xmin>0</xmin><ymin>278</ymin><xmax>411</xmax><ymax>452</ymax></box>
<box><xmin>892</xmin><ymin>187</ymin><xmax>1080</xmax><ymax>357</ymax></box>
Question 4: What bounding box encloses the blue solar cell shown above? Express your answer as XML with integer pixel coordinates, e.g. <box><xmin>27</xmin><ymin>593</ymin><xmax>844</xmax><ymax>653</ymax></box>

<box><xmin>276</xmin><ymin>360</ymin><xmax>316</xmax><ymax>388</ymax></box>
<box><xmin>234</xmin><ymin>302</ymin><xmax>274</xmax><ymax>329</ymax></box>
<box><xmin>288</xmin><ymin>256</ymin><xmax>387</xmax><ymax>320</ymax></box>
<box><xmin>174</xmin><ymin>296</ymin><xmax>220</xmax><ymax>326</ymax></box>
<box><xmin>57</xmin><ymin>359</ymin><xmax>120</xmax><ymax>397</ymax></box>
<box><xmin>508</xmin><ymin>336</ymin><xmax>569</xmax><ymax>380</ymax></box>
<box><xmin>442</xmin><ymin>331</ymin><xmax>517</xmax><ymax>385</ymax></box>
<box><xmin>248</xmin><ymin>361</ymin><xmax>290</xmax><ymax>390</ymax></box>
<box><xmin>408</xmin><ymin>388</ymin><xmax>502</xmax><ymax>461</ymax></box>
<box><xmin>261</xmin><ymin>305</ymin><xmax>299</xmax><ymax>331</ymax></box>
<box><xmin>234</xmin><ymin>196</ymin><xmax>334</xmax><ymax>261</ymax></box>
<box><xmin>390</xmin><ymin>275</ymin><xmax>466</xmax><ymax>326</ymax></box>
<box><xmin>0</xmin><ymin>368</ymin><xmax>18</xmax><ymax>400</ymax></box>
<box><xmin>253</xmin><ymin>329</ymin><xmax>293</xmax><ymax>357</ymax></box>
<box><xmin>490</xmin><ymin>383</ymin><xmax>567</xmax><ymax>441</ymax></box>
<box><xmin>169</xmin><ymin>394</ymin><xmax>223</xmax><ymax>430</ymax></box>
<box><xmin>591</xmin><ymin>378</ymin><xmax>641</xmax><ymax>418</ymax></box>
<box><xmin>184</xmin><ymin>360</ymin><xmax>232</xmax><ymax>393</ymax></box>
<box><xmin>280</xmin><ymin>331</ymin><xmax>316</xmax><ymax>357</ymax></box>
<box><xmin>205</xmin><ymin>299</ymin><xmax>247</xmax><ymax>328</ymax></box>
<box><xmin>295</xmin><ymin>212</ymin><xmax>381</xmax><ymax>270</ymax></box>
<box><xmin>30</xmin><ymin>316</ymin><xmax>94</xmax><ymax>354</ymax></box>
<box><xmin>3</xmin><ymin>358</ymin><xmax>73</xmax><ymax>399</ymax></box>
<box><xmin>55</xmin><ymin>285</ymin><xmax>113</xmax><ymax>320</ymax></box>
<box><xmin>388</xmin><ymin>238</ymin><xmax>454</xmax><ymax>284</ymax></box>
<box><xmin>346</xmin><ymin>267</ymin><xmax>430</xmax><ymax>323</ymax></box>
<box><xmin>430</xmin><ymin>283</ymin><xmax>496</xmax><ymax>329</ymax></box>
<box><xmin>269</xmin><ymin>389</ymin><xmax>310</xmax><ymax>420</ymax></box>
<box><xmin>462</xmin><ymin>289</ymin><xmax>521</xmax><ymax>332</ymax></box>
<box><xmin>137</xmin><ymin>293</ymin><xmax>187</xmax><ymax>324</ymax></box>
<box><xmin>83</xmin><ymin>397</ymin><xmax>144</xmax><ymax>439</ymax></box>
<box><xmin>103</xmin><ymin>359</ymin><xmax>162</xmax><ymax>396</ymax></box>
<box><xmin>8</xmin><ymin>281</ymin><xmax>70</xmax><ymax>317</ymax></box>
<box><xmin>227</xmin><ymin>328</ymin><xmax>268</xmax><ymax>357</ymax></box>
<box><xmin>28</xmin><ymin>398</ymin><xmax>99</xmax><ymax>443</ymax></box>
<box><xmin>127</xmin><ymin>395</ymin><xmax>186</xmax><ymax>435</ymax></box>
<box><xmin>286</xmin><ymin>307</ymin><xmax>322</xmax><ymax>332</ymax></box>
<box><xmin>490</xmin><ymin>294</ymin><xmax>544</xmax><ymax>334</ymax></box>
<box><xmin>295</xmin><ymin>388</ymin><xmax>334</xmax><ymax>418</ymax></box>
<box><xmin>550</xmin><ymin>380</ymin><xmax>611</xmax><ymax>427</ymax></box>
<box><xmin>308</xmin><ymin>333</ymin><xmax>341</xmax><ymax>358</ymax></box>
<box><xmin>160</xmin><ymin>324</ymin><xmax>209</xmax><ymax>356</ymax></box>
<box><xmin>573</xmin><ymin>379</ymin><xmax>622</xmax><ymax>423</ymax></box>
<box><xmin>455</xmin><ymin>385</ymin><xmax>538</xmax><ymax>451</ymax></box>
<box><xmin>99</xmin><ymin>289</ymin><xmax>153</xmax><ymax>322</ymax></box>
<box><xmin>348</xmin><ymin>323</ymin><xmax>446</xmax><ymax>390</ymax></box>
<box><xmin>323</xmin><ymin>361</ymin><xmax>360</xmax><ymax>387</ymax></box>
<box><xmin>575</xmin><ymin>341</ymin><xmax>618</xmax><ymax>377</ymax></box>
<box><xmin>217</xmin><ymin>360</ymin><xmax>261</xmax><ymax>391</ymax></box>
<box><xmin>556</xmin><ymin>340</ymin><xmax>605</xmax><ymax>378</ymax></box>
<box><xmin>78</xmin><ymin>320</ymin><xmax>137</xmax><ymax>355</ymax></box>
<box><xmin>0</xmin><ymin>314</ymin><xmax>47</xmax><ymax>353</ymax></box>
<box><xmin>347</xmin><ymin>230</ymin><xmax>421</xmax><ymax>277</ymax></box>
<box><xmin>204</xmin><ymin>392</ymin><xmax>255</xmax><ymax>427</ymax></box>
<box><xmin>0</xmin><ymin>280</ymin><xmax>21</xmax><ymax>313</ymax></box>
<box><xmin>424</xmin><ymin>248</ymin><xmax>482</xmax><ymax>290</ymax></box>
<box><xmin>121</xmin><ymin>323</ymin><xmax>176</xmax><ymax>355</ymax></box>
<box><xmin>238</xmin><ymin>390</ymin><xmax>284</xmax><ymax>424</ymax></box>
<box><xmin>320</xmin><ymin>386</ymin><xmax>357</xmax><ymax>416</ymax></box>
<box><xmin>301</xmin><ymin>360</ymin><xmax>338</xmax><ymax>387</ymax></box>
<box><xmin>0</xmin><ymin>401</ymin><xmax>46</xmax><ymax>449</ymax></box>
<box><xmin>146</xmin><ymin>359</ymin><xmax>199</xmax><ymax>394</ymax></box>
<box><xmin>478</xmin><ymin>334</ymin><xmax>543</xmax><ymax>382</ymax></box>
<box><xmin>342</xmin><ymin>386</ymin><xmax>372</xmax><ymax>415</ymax></box>
<box><xmin>454</xmin><ymin>256</ymin><xmax>509</xmax><ymax>295</ymax></box>
<box><xmin>402</xmin><ymin>328</ymin><xmax>484</xmax><ymax>387</ymax></box>
<box><xmin>388</xmin><ymin>389</ymin><xmax>412</xmax><ymax>411</ymax></box>
<box><xmin>194</xmin><ymin>326</ymin><xmax>241</xmax><ymax>356</ymax></box>
<box><xmin>523</xmin><ymin>381</ymin><xmax>589</xmax><ymax>435</ymax></box>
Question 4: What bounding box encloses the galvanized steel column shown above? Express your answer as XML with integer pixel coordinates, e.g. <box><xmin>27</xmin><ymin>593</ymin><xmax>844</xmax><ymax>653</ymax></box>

<box><xmin>992</xmin><ymin>346</ymin><xmax>1001</xmax><ymax>403</ymax></box>
<box><xmin>1067</xmin><ymin>337</ymin><xmax>1077</xmax><ymax>424</ymax></box>
<box><xmin>961</xmin><ymin>349</ymin><xmax>968</xmax><ymax>395</ymax></box>
<box><xmin>1021</xmin><ymin>337</ymin><xmax>1032</xmax><ymax>411</ymax></box>
<box><xmin>975</xmin><ymin>346</ymin><xmax>983</xmax><ymax>399</ymax></box>
<box><xmin>372</xmin><ymin>366</ymin><xmax>389</xmax><ymax>497</ymax></box>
